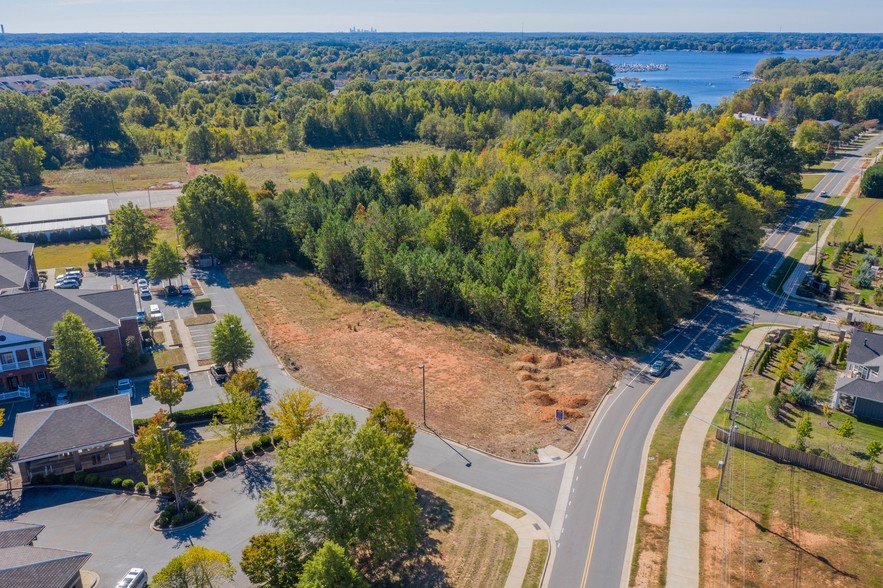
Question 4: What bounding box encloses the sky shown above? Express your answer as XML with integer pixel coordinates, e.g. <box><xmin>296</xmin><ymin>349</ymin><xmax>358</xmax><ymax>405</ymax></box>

<box><xmin>3</xmin><ymin>0</ymin><xmax>882</xmax><ymax>33</ymax></box>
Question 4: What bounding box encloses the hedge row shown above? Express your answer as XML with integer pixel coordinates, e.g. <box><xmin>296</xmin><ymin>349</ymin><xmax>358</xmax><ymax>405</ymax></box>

<box><xmin>192</xmin><ymin>298</ymin><xmax>212</xmax><ymax>313</ymax></box>
<box><xmin>134</xmin><ymin>404</ymin><xmax>221</xmax><ymax>429</ymax></box>
<box><xmin>29</xmin><ymin>472</ymin><xmax>154</xmax><ymax>494</ymax></box>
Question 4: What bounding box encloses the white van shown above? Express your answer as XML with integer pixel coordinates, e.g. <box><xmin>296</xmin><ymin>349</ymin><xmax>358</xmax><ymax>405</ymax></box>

<box><xmin>115</xmin><ymin>568</ymin><xmax>148</xmax><ymax>588</ymax></box>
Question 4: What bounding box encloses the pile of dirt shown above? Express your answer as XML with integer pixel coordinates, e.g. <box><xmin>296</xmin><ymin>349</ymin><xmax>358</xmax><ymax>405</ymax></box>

<box><xmin>516</xmin><ymin>371</ymin><xmax>549</xmax><ymax>382</ymax></box>
<box><xmin>524</xmin><ymin>391</ymin><xmax>556</xmax><ymax>406</ymax></box>
<box><xmin>538</xmin><ymin>352</ymin><xmax>567</xmax><ymax>369</ymax></box>
<box><xmin>509</xmin><ymin>361</ymin><xmax>539</xmax><ymax>373</ymax></box>
<box><xmin>522</xmin><ymin>381</ymin><xmax>550</xmax><ymax>392</ymax></box>
<box><xmin>518</xmin><ymin>352</ymin><xmax>539</xmax><ymax>364</ymax></box>
<box><xmin>558</xmin><ymin>395</ymin><xmax>589</xmax><ymax>409</ymax></box>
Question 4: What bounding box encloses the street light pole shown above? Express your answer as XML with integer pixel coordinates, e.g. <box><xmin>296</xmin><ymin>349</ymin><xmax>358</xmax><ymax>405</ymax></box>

<box><xmin>815</xmin><ymin>219</ymin><xmax>822</xmax><ymax>272</ymax></box>
<box><xmin>160</xmin><ymin>421</ymin><xmax>182</xmax><ymax>513</ymax></box>
<box><xmin>418</xmin><ymin>364</ymin><xmax>426</xmax><ymax>426</ymax></box>
<box><xmin>147</xmin><ymin>185</ymin><xmax>153</xmax><ymax>210</ymax></box>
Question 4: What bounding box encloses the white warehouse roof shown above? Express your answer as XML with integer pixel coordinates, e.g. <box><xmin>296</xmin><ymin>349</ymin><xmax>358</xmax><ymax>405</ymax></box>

<box><xmin>0</xmin><ymin>200</ymin><xmax>111</xmax><ymax>234</ymax></box>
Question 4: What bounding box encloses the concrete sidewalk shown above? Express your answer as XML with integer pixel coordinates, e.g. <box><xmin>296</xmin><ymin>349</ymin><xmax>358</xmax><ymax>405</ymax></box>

<box><xmin>665</xmin><ymin>327</ymin><xmax>772</xmax><ymax>587</ymax></box>
<box><xmin>493</xmin><ymin>509</ymin><xmax>548</xmax><ymax>588</ymax></box>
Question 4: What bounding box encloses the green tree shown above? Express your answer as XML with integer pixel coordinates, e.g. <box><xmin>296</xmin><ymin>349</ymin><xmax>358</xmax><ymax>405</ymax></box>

<box><xmin>0</xmin><ymin>92</ymin><xmax>43</xmax><ymax>142</ymax></box>
<box><xmin>133</xmin><ymin>411</ymin><xmax>195</xmax><ymax>508</ymax></box>
<box><xmin>0</xmin><ymin>441</ymin><xmax>17</xmax><ymax>495</ymax></box>
<box><xmin>240</xmin><ymin>532</ymin><xmax>304</xmax><ymax>588</ymax></box>
<box><xmin>211</xmin><ymin>380</ymin><xmax>261</xmax><ymax>452</ymax></box>
<box><xmin>210</xmin><ymin>314</ymin><xmax>254</xmax><ymax>372</ymax></box>
<box><xmin>258</xmin><ymin>414</ymin><xmax>420</xmax><ymax>566</ymax></box>
<box><xmin>269</xmin><ymin>388</ymin><xmax>327</xmax><ymax>445</ymax></box>
<box><xmin>183</xmin><ymin>125</ymin><xmax>214</xmax><ymax>163</ymax></box>
<box><xmin>90</xmin><ymin>246</ymin><xmax>111</xmax><ymax>266</ymax></box>
<box><xmin>9</xmin><ymin>137</ymin><xmax>45</xmax><ymax>186</ymax></box>
<box><xmin>835</xmin><ymin>417</ymin><xmax>855</xmax><ymax>439</ymax></box>
<box><xmin>228</xmin><ymin>368</ymin><xmax>262</xmax><ymax>395</ymax></box>
<box><xmin>867</xmin><ymin>441</ymin><xmax>883</xmax><ymax>469</ymax></box>
<box><xmin>795</xmin><ymin>415</ymin><xmax>813</xmax><ymax>451</ymax></box>
<box><xmin>147</xmin><ymin>240</ymin><xmax>183</xmax><ymax>286</ymax></box>
<box><xmin>108</xmin><ymin>203</ymin><xmax>158</xmax><ymax>261</ymax></box>
<box><xmin>717</xmin><ymin>124</ymin><xmax>802</xmax><ymax>195</ymax></box>
<box><xmin>48</xmin><ymin>311</ymin><xmax>108</xmax><ymax>396</ymax></box>
<box><xmin>367</xmin><ymin>401</ymin><xmax>416</xmax><ymax>451</ymax></box>
<box><xmin>862</xmin><ymin>165</ymin><xmax>883</xmax><ymax>198</ymax></box>
<box><xmin>297</xmin><ymin>541</ymin><xmax>367</xmax><ymax>588</ymax></box>
<box><xmin>174</xmin><ymin>173</ymin><xmax>256</xmax><ymax>260</ymax></box>
<box><xmin>149</xmin><ymin>366</ymin><xmax>186</xmax><ymax>414</ymax></box>
<box><xmin>153</xmin><ymin>546</ymin><xmax>235</xmax><ymax>588</ymax></box>
<box><xmin>63</xmin><ymin>90</ymin><xmax>125</xmax><ymax>155</ymax></box>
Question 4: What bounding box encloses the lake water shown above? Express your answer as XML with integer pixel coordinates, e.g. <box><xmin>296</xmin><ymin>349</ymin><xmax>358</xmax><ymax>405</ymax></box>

<box><xmin>604</xmin><ymin>50</ymin><xmax>837</xmax><ymax>106</ymax></box>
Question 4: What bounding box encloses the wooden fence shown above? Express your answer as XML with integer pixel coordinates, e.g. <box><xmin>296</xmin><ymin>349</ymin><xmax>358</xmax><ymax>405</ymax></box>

<box><xmin>716</xmin><ymin>429</ymin><xmax>883</xmax><ymax>491</ymax></box>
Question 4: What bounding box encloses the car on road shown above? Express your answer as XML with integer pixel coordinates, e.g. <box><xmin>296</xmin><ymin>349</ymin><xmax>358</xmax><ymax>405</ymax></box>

<box><xmin>176</xmin><ymin>367</ymin><xmax>192</xmax><ymax>389</ymax></box>
<box><xmin>820</xmin><ymin>190</ymin><xmax>828</xmax><ymax>198</ymax></box>
<box><xmin>55</xmin><ymin>390</ymin><xmax>70</xmax><ymax>405</ymax></box>
<box><xmin>649</xmin><ymin>360</ymin><xmax>666</xmax><ymax>377</ymax></box>
<box><xmin>116</xmin><ymin>378</ymin><xmax>135</xmax><ymax>398</ymax></box>
<box><xmin>166</xmin><ymin>285</ymin><xmax>179</xmax><ymax>297</ymax></box>
<box><xmin>149</xmin><ymin>304</ymin><xmax>163</xmax><ymax>321</ymax></box>
<box><xmin>137</xmin><ymin>310</ymin><xmax>146</xmax><ymax>324</ymax></box>
<box><xmin>179</xmin><ymin>284</ymin><xmax>192</xmax><ymax>296</ymax></box>
<box><xmin>210</xmin><ymin>364</ymin><xmax>229</xmax><ymax>384</ymax></box>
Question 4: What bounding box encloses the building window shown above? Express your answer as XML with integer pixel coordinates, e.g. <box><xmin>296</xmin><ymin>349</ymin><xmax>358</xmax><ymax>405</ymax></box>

<box><xmin>36</xmin><ymin>371</ymin><xmax>46</xmax><ymax>381</ymax></box>
<box><xmin>95</xmin><ymin>336</ymin><xmax>104</xmax><ymax>347</ymax></box>
<box><xmin>0</xmin><ymin>352</ymin><xmax>14</xmax><ymax>367</ymax></box>
<box><xmin>31</xmin><ymin>347</ymin><xmax>44</xmax><ymax>360</ymax></box>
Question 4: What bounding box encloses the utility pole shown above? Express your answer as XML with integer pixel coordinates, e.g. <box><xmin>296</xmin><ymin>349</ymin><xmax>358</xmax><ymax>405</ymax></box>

<box><xmin>418</xmin><ymin>364</ymin><xmax>426</xmax><ymax>426</ymax></box>
<box><xmin>815</xmin><ymin>219</ymin><xmax>822</xmax><ymax>273</ymax></box>
<box><xmin>160</xmin><ymin>421</ymin><xmax>183</xmax><ymax>513</ymax></box>
<box><xmin>716</xmin><ymin>345</ymin><xmax>753</xmax><ymax>501</ymax></box>
<box><xmin>147</xmin><ymin>185</ymin><xmax>153</xmax><ymax>210</ymax></box>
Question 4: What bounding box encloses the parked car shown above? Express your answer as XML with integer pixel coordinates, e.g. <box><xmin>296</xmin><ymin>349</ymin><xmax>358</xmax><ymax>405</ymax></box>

<box><xmin>179</xmin><ymin>284</ymin><xmax>192</xmax><ymax>296</ymax></box>
<box><xmin>166</xmin><ymin>285</ymin><xmax>179</xmax><ymax>297</ymax></box>
<box><xmin>137</xmin><ymin>310</ymin><xmax>146</xmax><ymax>324</ymax></box>
<box><xmin>116</xmin><ymin>379</ymin><xmax>135</xmax><ymax>398</ymax></box>
<box><xmin>176</xmin><ymin>368</ymin><xmax>192</xmax><ymax>389</ymax></box>
<box><xmin>140</xmin><ymin>288</ymin><xmax>152</xmax><ymax>300</ymax></box>
<box><xmin>649</xmin><ymin>360</ymin><xmax>666</xmax><ymax>377</ymax></box>
<box><xmin>56</xmin><ymin>279</ymin><xmax>80</xmax><ymax>289</ymax></box>
<box><xmin>210</xmin><ymin>364</ymin><xmax>229</xmax><ymax>384</ymax></box>
<box><xmin>34</xmin><ymin>391</ymin><xmax>53</xmax><ymax>409</ymax></box>
<box><xmin>149</xmin><ymin>304</ymin><xmax>163</xmax><ymax>321</ymax></box>
<box><xmin>55</xmin><ymin>390</ymin><xmax>70</xmax><ymax>405</ymax></box>
<box><xmin>137</xmin><ymin>278</ymin><xmax>148</xmax><ymax>289</ymax></box>
<box><xmin>115</xmin><ymin>568</ymin><xmax>148</xmax><ymax>588</ymax></box>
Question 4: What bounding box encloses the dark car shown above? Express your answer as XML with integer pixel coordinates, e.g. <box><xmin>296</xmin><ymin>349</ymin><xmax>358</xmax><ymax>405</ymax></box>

<box><xmin>166</xmin><ymin>285</ymin><xmax>179</xmax><ymax>297</ymax></box>
<box><xmin>210</xmin><ymin>364</ymin><xmax>229</xmax><ymax>384</ymax></box>
<box><xmin>34</xmin><ymin>391</ymin><xmax>53</xmax><ymax>409</ymax></box>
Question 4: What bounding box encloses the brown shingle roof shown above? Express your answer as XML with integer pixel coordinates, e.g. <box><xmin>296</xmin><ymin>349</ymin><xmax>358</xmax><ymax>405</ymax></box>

<box><xmin>13</xmin><ymin>395</ymin><xmax>134</xmax><ymax>462</ymax></box>
<box><xmin>0</xmin><ymin>522</ymin><xmax>44</xmax><ymax>549</ymax></box>
<box><xmin>0</xmin><ymin>545</ymin><xmax>90</xmax><ymax>587</ymax></box>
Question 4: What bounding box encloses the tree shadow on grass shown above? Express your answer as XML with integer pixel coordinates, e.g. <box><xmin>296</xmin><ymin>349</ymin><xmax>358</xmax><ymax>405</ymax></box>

<box><xmin>369</xmin><ymin>487</ymin><xmax>454</xmax><ymax>588</ymax></box>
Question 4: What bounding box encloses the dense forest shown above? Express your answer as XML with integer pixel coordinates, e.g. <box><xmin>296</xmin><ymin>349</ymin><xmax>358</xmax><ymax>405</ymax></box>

<box><xmin>2</xmin><ymin>38</ymin><xmax>882</xmax><ymax>347</ymax></box>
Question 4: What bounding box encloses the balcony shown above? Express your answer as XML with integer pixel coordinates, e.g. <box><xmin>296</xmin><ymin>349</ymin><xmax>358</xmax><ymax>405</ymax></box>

<box><xmin>0</xmin><ymin>347</ymin><xmax>47</xmax><ymax>373</ymax></box>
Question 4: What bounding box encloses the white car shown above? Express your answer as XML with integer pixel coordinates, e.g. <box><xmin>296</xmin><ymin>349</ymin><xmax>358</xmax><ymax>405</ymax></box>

<box><xmin>149</xmin><ymin>304</ymin><xmax>163</xmax><ymax>321</ymax></box>
<box><xmin>115</xmin><ymin>568</ymin><xmax>148</xmax><ymax>588</ymax></box>
<box><xmin>116</xmin><ymin>379</ymin><xmax>134</xmax><ymax>398</ymax></box>
<box><xmin>55</xmin><ymin>390</ymin><xmax>70</xmax><ymax>405</ymax></box>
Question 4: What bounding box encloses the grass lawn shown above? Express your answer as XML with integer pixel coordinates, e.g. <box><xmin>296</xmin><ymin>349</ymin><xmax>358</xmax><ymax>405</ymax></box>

<box><xmin>33</xmin><ymin>239</ymin><xmax>105</xmax><ymax>270</ymax></box>
<box><xmin>523</xmin><ymin>540</ymin><xmax>549</xmax><ymax>588</ymax></box>
<box><xmin>410</xmin><ymin>469</ymin><xmax>523</xmax><ymax>588</ymax></box>
<box><xmin>827</xmin><ymin>196</ymin><xmax>883</xmax><ymax>246</ymax></box>
<box><xmin>188</xmin><ymin>433</ymin><xmax>260</xmax><ymax>469</ymax></box>
<box><xmin>801</xmin><ymin>174</ymin><xmax>826</xmax><ymax>194</ymax></box>
<box><xmin>35</xmin><ymin>143</ymin><xmax>445</xmax><ymax>196</ymax></box>
<box><xmin>629</xmin><ymin>325</ymin><xmax>756</xmax><ymax>588</ymax></box>
<box><xmin>700</xmin><ymin>438</ymin><xmax>883</xmax><ymax>586</ymax></box>
<box><xmin>153</xmin><ymin>348</ymin><xmax>187</xmax><ymax>370</ymax></box>
<box><xmin>184</xmin><ymin>314</ymin><xmax>216</xmax><ymax>326</ymax></box>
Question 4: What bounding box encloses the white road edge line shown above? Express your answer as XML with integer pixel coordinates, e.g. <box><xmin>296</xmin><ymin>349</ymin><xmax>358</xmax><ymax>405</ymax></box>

<box><xmin>551</xmin><ymin>458</ymin><xmax>577</xmax><ymax>540</ymax></box>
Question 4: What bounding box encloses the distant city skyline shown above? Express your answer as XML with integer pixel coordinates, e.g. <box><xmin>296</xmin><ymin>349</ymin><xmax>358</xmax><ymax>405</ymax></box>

<box><xmin>5</xmin><ymin>0</ymin><xmax>883</xmax><ymax>34</ymax></box>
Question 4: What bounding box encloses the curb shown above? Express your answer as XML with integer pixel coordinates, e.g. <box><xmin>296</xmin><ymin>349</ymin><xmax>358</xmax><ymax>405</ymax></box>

<box><xmin>150</xmin><ymin>510</ymin><xmax>211</xmax><ymax>533</ymax></box>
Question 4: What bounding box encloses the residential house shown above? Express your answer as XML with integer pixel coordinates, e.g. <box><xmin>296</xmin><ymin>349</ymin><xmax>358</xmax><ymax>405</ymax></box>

<box><xmin>0</xmin><ymin>521</ymin><xmax>91</xmax><ymax>588</ymax></box>
<box><xmin>0</xmin><ymin>238</ymin><xmax>38</xmax><ymax>292</ymax></box>
<box><xmin>733</xmin><ymin>112</ymin><xmax>769</xmax><ymax>126</ymax></box>
<box><xmin>12</xmin><ymin>394</ymin><xmax>135</xmax><ymax>484</ymax></box>
<box><xmin>832</xmin><ymin>329</ymin><xmax>883</xmax><ymax>422</ymax></box>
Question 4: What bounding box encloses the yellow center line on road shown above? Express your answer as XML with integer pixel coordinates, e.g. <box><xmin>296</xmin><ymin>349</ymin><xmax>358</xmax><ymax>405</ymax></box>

<box><xmin>578</xmin><ymin>314</ymin><xmax>717</xmax><ymax>588</ymax></box>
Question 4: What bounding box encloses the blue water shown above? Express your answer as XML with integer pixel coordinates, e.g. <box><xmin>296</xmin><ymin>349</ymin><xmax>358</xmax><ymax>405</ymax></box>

<box><xmin>604</xmin><ymin>50</ymin><xmax>837</xmax><ymax>106</ymax></box>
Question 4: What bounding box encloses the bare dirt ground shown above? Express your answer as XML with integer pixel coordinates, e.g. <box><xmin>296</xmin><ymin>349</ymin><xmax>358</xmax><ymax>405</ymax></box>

<box><xmin>229</xmin><ymin>264</ymin><xmax>621</xmax><ymax>461</ymax></box>
<box><xmin>632</xmin><ymin>459</ymin><xmax>672</xmax><ymax>588</ymax></box>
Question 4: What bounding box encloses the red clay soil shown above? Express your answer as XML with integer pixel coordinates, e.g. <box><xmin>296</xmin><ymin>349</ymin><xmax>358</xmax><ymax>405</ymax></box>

<box><xmin>229</xmin><ymin>264</ymin><xmax>622</xmax><ymax>461</ymax></box>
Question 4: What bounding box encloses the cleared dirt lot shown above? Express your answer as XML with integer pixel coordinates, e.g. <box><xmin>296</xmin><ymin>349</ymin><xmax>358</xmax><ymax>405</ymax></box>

<box><xmin>229</xmin><ymin>264</ymin><xmax>620</xmax><ymax>461</ymax></box>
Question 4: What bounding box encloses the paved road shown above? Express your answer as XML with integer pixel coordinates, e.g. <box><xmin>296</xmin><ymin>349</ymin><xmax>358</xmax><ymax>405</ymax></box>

<box><xmin>549</xmin><ymin>131</ymin><xmax>883</xmax><ymax>588</ymax></box>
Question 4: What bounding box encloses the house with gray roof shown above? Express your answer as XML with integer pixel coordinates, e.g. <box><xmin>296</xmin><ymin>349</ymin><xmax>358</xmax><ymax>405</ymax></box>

<box><xmin>0</xmin><ymin>285</ymin><xmax>140</xmax><ymax>394</ymax></box>
<box><xmin>13</xmin><ymin>394</ymin><xmax>135</xmax><ymax>484</ymax></box>
<box><xmin>0</xmin><ymin>521</ymin><xmax>91</xmax><ymax>588</ymax></box>
<box><xmin>832</xmin><ymin>330</ymin><xmax>883</xmax><ymax>422</ymax></box>
<box><xmin>0</xmin><ymin>238</ymin><xmax>38</xmax><ymax>292</ymax></box>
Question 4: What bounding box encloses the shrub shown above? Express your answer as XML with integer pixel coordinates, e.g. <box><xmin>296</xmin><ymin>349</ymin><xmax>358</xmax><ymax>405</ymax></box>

<box><xmin>805</xmin><ymin>346</ymin><xmax>826</xmax><ymax>367</ymax></box>
<box><xmin>84</xmin><ymin>474</ymin><xmax>99</xmax><ymax>486</ymax></box>
<box><xmin>44</xmin><ymin>473</ymin><xmax>58</xmax><ymax>484</ymax></box>
<box><xmin>251</xmin><ymin>440</ymin><xmax>263</xmax><ymax>452</ymax></box>
<box><xmin>203</xmin><ymin>465</ymin><xmax>214</xmax><ymax>477</ymax></box>
<box><xmin>148</xmin><ymin>483</ymin><xmax>157</xmax><ymax>494</ymax></box>
<box><xmin>171</xmin><ymin>513</ymin><xmax>184</xmax><ymax>526</ymax></box>
<box><xmin>768</xmin><ymin>395</ymin><xmax>785</xmax><ymax>419</ymax></box>
<box><xmin>773</xmin><ymin>378</ymin><xmax>782</xmax><ymax>396</ymax></box>
<box><xmin>260</xmin><ymin>434</ymin><xmax>272</xmax><ymax>447</ymax></box>
<box><xmin>192</xmin><ymin>297</ymin><xmax>212</xmax><ymax>313</ymax></box>
<box><xmin>87</xmin><ymin>261</ymin><xmax>95</xmax><ymax>271</ymax></box>
<box><xmin>156</xmin><ymin>514</ymin><xmax>169</xmax><ymax>527</ymax></box>
<box><xmin>791</xmin><ymin>383</ymin><xmax>813</xmax><ymax>407</ymax></box>
<box><xmin>123</xmin><ymin>259</ymin><xmax>131</xmax><ymax>269</ymax></box>
<box><xmin>223</xmin><ymin>454</ymin><xmax>236</xmax><ymax>467</ymax></box>
<box><xmin>183</xmin><ymin>509</ymin><xmax>197</xmax><ymax>522</ymax></box>
<box><xmin>122</xmin><ymin>479</ymin><xmax>135</xmax><ymax>490</ymax></box>
<box><xmin>233</xmin><ymin>450</ymin><xmax>243</xmax><ymax>462</ymax></box>
<box><xmin>111</xmin><ymin>477</ymin><xmax>123</xmax><ymax>488</ymax></box>
<box><xmin>99</xmin><ymin>477</ymin><xmax>112</xmax><ymax>487</ymax></box>
<box><xmin>59</xmin><ymin>473</ymin><xmax>74</xmax><ymax>484</ymax></box>
<box><xmin>30</xmin><ymin>474</ymin><xmax>45</xmax><ymax>485</ymax></box>
<box><xmin>135</xmin><ymin>482</ymin><xmax>147</xmax><ymax>493</ymax></box>
<box><xmin>73</xmin><ymin>472</ymin><xmax>86</xmax><ymax>484</ymax></box>
<box><xmin>133</xmin><ymin>404</ymin><xmax>222</xmax><ymax>429</ymax></box>
<box><xmin>799</xmin><ymin>362</ymin><xmax>818</xmax><ymax>387</ymax></box>
<box><xmin>212</xmin><ymin>460</ymin><xmax>224</xmax><ymax>473</ymax></box>
<box><xmin>189</xmin><ymin>471</ymin><xmax>203</xmax><ymax>485</ymax></box>
<box><xmin>272</xmin><ymin>433</ymin><xmax>283</xmax><ymax>446</ymax></box>
<box><xmin>244</xmin><ymin>446</ymin><xmax>254</xmax><ymax>456</ymax></box>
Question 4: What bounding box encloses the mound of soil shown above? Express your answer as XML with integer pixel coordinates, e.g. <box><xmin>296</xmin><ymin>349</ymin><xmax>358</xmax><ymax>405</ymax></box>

<box><xmin>558</xmin><ymin>394</ymin><xmax>589</xmax><ymax>409</ymax></box>
<box><xmin>516</xmin><ymin>371</ymin><xmax>549</xmax><ymax>382</ymax></box>
<box><xmin>524</xmin><ymin>391</ymin><xmax>556</xmax><ymax>406</ymax></box>
<box><xmin>522</xmin><ymin>381</ymin><xmax>550</xmax><ymax>392</ymax></box>
<box><xmin>510</xmin><ymin>361</ymin><xmax>539</xmax><ymax>373</ymax></box>
<box><xmin>518</xmin><ymin>352</ymin><xmax>539</xmax><ymax>364</ymax></box>
<box><xmin>538</xmin><ymin>352</ymin><xmax>566</xmax><ymax>369</ymax></box>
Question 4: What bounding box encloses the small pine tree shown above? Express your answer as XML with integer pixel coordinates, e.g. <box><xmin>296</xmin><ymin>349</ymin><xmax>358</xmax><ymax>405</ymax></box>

<box><xmin>836</xmin><ymin>417</ymin><xmax>855</xmax><ymax>439</ymax></box>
